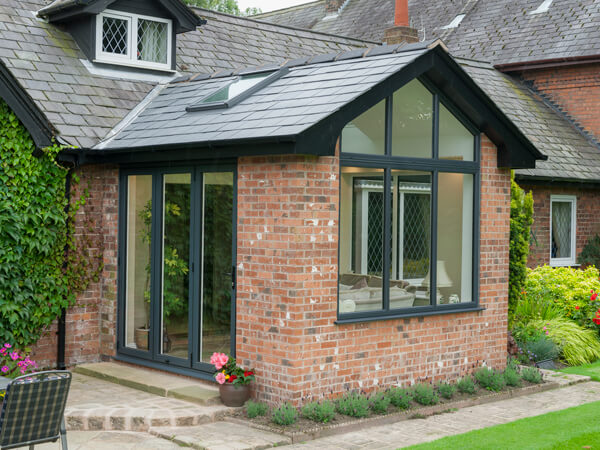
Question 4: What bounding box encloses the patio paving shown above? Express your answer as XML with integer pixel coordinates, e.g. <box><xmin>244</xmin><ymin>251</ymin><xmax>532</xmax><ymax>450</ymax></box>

<box><xmin>65</xmin><ymin>373</ymin><xmax>232</xmax><ymax>432</ymax></box>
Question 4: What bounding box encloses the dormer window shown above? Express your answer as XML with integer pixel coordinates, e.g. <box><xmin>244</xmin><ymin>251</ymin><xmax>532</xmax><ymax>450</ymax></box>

<box><xmin>96</xmin><ymin>10</ymin><xmax>172</xmax><ymax>71</ymax></box>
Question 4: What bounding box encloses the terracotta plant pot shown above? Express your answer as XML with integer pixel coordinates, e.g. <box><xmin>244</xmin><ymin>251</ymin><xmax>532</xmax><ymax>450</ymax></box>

<box><xmin>219</xmin><ymin>382</ymin><xmax>251</xmax><ymax>407</ymax></box>
<box><xmin>134</xmin><ymin>327</ymin><xmax>149</xmax><ymax>350</ymax></box>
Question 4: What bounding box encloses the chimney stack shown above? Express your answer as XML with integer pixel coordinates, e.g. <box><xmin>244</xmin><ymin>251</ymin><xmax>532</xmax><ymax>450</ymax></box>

<box><xmin>384</xmin><ymin>0</ymin><xmax>419</xmax><ymax>44</ymax></box>
<box><xmin>325</xmin><ymin>0</ymin><xmax>344</xmax><ymax>14</ymax></box>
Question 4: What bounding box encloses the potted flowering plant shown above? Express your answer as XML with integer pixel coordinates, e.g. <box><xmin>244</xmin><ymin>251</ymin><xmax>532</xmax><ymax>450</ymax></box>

<box><xmin>210</xmin><ymin>352</ymin><xmax>254</xmax><ymax>407</ymax></box>
<box><xmin>0</xmin><ymin>344</ymin><xmax>38</xmax><ymax>400</ymax></box>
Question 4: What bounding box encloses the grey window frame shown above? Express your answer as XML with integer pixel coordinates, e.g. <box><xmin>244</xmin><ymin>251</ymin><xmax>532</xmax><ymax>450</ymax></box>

<box><xmin>336</xmin><ymin>78</ymin><xmax>483</xmax><ymax>324</ymax></box>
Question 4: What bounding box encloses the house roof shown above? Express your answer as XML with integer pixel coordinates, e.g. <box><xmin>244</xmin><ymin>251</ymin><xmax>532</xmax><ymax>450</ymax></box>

<box><xmin>95</xmin><ymin>43</ymin><xmax>544</xmax><ymax>171</ymax></box>
<box><xmin>255</xmin><ymin>0</ymin><xmax>600</xmax><ymax>66</ymax></box>
<box><xmin>0</xmin><ymin>0</ymin><xmax>369</xmax><ymax>148</ymax></box>
<box><xmin>460</xmin><ymin>59</ymin><xmax>600</xmax><ymax>182</ymax></box>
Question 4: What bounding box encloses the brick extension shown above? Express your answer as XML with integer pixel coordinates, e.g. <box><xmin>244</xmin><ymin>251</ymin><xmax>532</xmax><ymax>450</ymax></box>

<box><xmin>236</xmin><ymin>136</ymin><xmax>509</xmax><ymax>405</ymax></box>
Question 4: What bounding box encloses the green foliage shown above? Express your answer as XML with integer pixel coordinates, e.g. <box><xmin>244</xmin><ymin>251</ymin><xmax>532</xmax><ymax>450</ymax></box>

<box><xmin>520</xmin><ymin>366</ymin><xmax>543</xmax><ymax>384</ymax></box>
<box><xmin>457</xmin><ymin>375</ymin><xmax>476</xmax><ymax>394</ymax></box>
<box><xmin>503</xmin><ymin>366</ymin><xmax>522</xmax><ymax>387</ymax></box>
<box><xmin>578</xmin><ymin>235</ymin><xmax>600</xmax><ymax>268</ymax></box>
<box><xmin>246</xmin><ymin>400</ymin><xmax>268</xmax><ymax>418</ymax></box>
<box><xmin>437</xmin><ymin>382</ymin><xmax>456</xmax><ymax>399</ymax></box>
<box><xmin>387</xmin><ymin>387</ymin><xmax>412</xmax><ymax>409</ymax></box>
<box><xmin>474</xmin><ymin>367</ymin><xmax>506</xmax><ymax>392</ymax></box>
<box><xmin>509</xmin><ymin>175</ymin><xmax>533</xmax><ymax>319</ymax></box>
<box><xmin>335</xmin><ymin>391</ymin><xmax>370</xmax><ymax>418</ymax></box>
<box><xmin>528</xmin><ymin>319</ymin><xmax>600</xmax><ymax>365</ymax></box>
<box><xmin>301</xmin><ymin>400</ymin><xmax>336</xmax><ymax>423</ymax></box>
<box><xmin>369</xmin><ymin>391</ymin><xmax>391</xmax><ymax>414</ymax></box>
<box><xmin>0</xmin><ymin>99</ymin><xmax>99</xmax><ymax>348</ymax></box>
<box><xmin>522</xmin><ymin>266</ymin><xmax>600</xmax><ymax>324</ymax></box>
<box><xmin>521</xmin><ymin>334</ymin><xmax>560</xmax><ymax>362</ymax></box>
<box><xmin>412</xmin><ymin>384</ymin><xmax>439</xmax><ymax>406</ymax></box>
<box><xmin>271</xmin><ymin>403</ymin><xmax>298</xmax><ymax>426</ymax></box>
<box><xmin>513</xmin><ymin>295</ymin><xmax>562</xmax><ymax>327</ymax></box>
<box><xmin>182</xmin><ymin>0</ymin><xmax>261</xmax><ymax>15</ymax></box>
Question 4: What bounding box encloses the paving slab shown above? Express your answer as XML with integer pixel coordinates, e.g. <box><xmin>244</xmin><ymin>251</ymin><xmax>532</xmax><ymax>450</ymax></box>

<box><xmin>150</xmin><ymin>421</ymin><xmax>291</xmax><ymax>450</ymax></box>
<box><xmin>12</xmin><ymin>431</ymin><xmax>183</xmax><ymax>450</ymax></box>
<box><xmin>282</xmin><ymin>381</ymin><xmax>600</xmax><ymax>449</ymax></box>
<box><xmin>74</xmin><ymin>361</ymin><xmax>221</xmax><ymax>406</ymax></box>
<box><xmin>65</xmin><ymin>373</ymin><xmax>233</xmax><ymax>432</ymax></box>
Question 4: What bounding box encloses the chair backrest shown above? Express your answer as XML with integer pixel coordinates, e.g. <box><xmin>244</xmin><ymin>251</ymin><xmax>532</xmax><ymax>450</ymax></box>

<box><xmin>0</xmin><ymin>371</ymin><xmax>71</xmax><ymax>448</ymax></box>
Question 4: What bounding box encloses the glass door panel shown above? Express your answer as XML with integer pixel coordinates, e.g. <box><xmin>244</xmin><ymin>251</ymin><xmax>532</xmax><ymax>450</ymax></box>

<box><xmin>125</xmin><ymin>175</ymin><xmax>153</xmax><ymax>351</ymax></box>
<box><xmin>201</xmin><ymin>172</ymin><xmax>234</xmax><ymax>362</ymax></box>
<box><xmin>161</xmin><ymin>173</ymin><xmax>192</xmax><ymax>359</ymax></box>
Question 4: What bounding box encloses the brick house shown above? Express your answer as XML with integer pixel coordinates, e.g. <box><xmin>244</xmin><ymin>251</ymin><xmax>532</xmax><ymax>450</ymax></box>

<box><xmin>0</xmin><ymin>0</ymin><xmax>566</xmax><ymax>405</ymax></box>
<box><xmin>258</xmin><ymin>0</ymin><xmax>600</xmax><ymax>269</ymax></box>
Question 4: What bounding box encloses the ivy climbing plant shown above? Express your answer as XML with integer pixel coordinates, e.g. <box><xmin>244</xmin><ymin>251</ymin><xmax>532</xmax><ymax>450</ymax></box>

<box><xmin>0</xmin><ymin>99</ymin><xmax>100</xmax><ymax>348</ymax></box>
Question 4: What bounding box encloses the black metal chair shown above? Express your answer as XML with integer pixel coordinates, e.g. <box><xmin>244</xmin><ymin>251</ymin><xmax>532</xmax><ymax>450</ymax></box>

<box><xmin>0</xmin><ymin>371</ymin><xmax>71</xmax><ymax>450</ymax></box>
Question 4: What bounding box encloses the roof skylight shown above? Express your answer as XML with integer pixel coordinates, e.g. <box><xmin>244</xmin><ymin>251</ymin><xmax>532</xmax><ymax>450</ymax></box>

<box><xmin>441</xmin><ymin>14</ymin><xmax>466</xmax><ymax>29</ymax></box>
<box><xmin>529</xmin><ymin>0</ymin><xmax>553</xmax><ymax>14</ymax></box>
<box><xmin>188</xmin><ymin>68</ymin><xmax>288</xmax><ymax>112</ymax></box>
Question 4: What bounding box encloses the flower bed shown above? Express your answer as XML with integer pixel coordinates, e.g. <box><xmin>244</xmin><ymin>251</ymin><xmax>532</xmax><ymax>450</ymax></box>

<box><xmin>228</xmin><ymin>366</ymin><xmax>559</xmax><ymax>443</ymax></box>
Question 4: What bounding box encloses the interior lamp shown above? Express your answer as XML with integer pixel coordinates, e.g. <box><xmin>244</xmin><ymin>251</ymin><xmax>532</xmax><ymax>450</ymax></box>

<box><xmin>422</xmin><ymin>260</ymin><xmax>453</xmax><ymax>303</ymax></box>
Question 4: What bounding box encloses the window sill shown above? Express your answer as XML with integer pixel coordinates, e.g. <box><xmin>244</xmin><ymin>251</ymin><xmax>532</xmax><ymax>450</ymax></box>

<box><xmin>335</xmin><ymin>305</ymin><xmax>486</xmax><ymax>325</ymax></box>
<box><xmin>549</xmin><ymin>261</ymin><xmax>579</xmax><ymax>268</ymax></box>
<box><xmin>93</xmin><ymin>58</ymin><xmax>176</xmax><ymax>74</ymax></box>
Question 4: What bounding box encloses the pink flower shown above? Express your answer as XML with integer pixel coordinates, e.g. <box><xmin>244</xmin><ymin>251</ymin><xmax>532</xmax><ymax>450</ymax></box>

<box><xmin>545</xmin><ymin>331</ymin><xmax>549</xmax><ymax>335</ymax></box>
<box><xmin>4</xmin><ymin>344</ymin><xmax>11</xmax><ymax>348</ymax></box>
<box><xmin>215</xmin><ymin>372</ymin><xmax>226</xmax><ymax>384</ymax></box>
<box><xmin>210</xmin><ymin>352</ymin><xmax>229</xmax><ymax>370</ymax></box>
<box><xmin>1</xmin><ymin>366</ymin><xmax>8</xmax><ymax>373</ymax></box>
<box><xmin>9</xmin><ymin>352</ymin><xmax>19</xmax><ymax>361</ymax></box>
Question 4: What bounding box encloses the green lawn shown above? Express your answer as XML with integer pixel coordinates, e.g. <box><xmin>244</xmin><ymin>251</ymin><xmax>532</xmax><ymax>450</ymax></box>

<box><xmin>405</xmin><ymin>401</ymin><xmax>600</xmax><ymax>449</ymax></box>
<box><xmin>559</xmin><ymin>360</ymin><xmax>600</xmax><ymax>381</ymax></box>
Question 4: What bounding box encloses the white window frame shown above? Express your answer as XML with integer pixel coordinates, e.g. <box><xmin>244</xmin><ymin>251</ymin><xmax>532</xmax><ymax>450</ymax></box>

<box><xmin>550</xmin><ymin>195</ymin><xmax>577</xmax><ymax>266</ymax></box>
<box><xmin>95</xmin><ymin>9</ymin><xmax>173</xmax><ymax>72</ymax></box>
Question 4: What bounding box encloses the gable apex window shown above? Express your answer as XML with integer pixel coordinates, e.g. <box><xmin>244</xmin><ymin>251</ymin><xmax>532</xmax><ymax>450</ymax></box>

<box><xmin>96</xmin><ymin>10</ymin><xmax>172</xmax><ymax>71</ymax></box>
<box><xmin>550</xmin><ymin>195</ymin><xmax>577</xmax><ymax>266</ymax></box>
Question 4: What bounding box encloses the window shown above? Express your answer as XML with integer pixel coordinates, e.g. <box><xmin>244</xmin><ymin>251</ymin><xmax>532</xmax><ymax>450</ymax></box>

<box><xmin>96</xmin><ymin>10</ymin><xmax>172</xmax><ymax>71</ymax></box>
<box><xmin>338</xmin><ymin>79</ymin><xmax>479</xmax><ymax>321</ymax></box>
<box><xmin>550</xmin><ymin>195</ymin><xmax>576</xmax><ymax>266</ymax></box>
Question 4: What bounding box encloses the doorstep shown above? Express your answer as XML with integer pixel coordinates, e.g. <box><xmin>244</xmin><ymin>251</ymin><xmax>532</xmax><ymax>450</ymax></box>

<box><xmin>73</xmin><ymin>361</ymin><xmax>221</xmax><ymax>406</ymax></box>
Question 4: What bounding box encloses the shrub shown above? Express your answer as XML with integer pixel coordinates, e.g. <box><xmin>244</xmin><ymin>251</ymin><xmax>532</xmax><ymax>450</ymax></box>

<box><xmin>246</xmin><ymin>400</ymin><xmax>268</xmax><ymax>419</ymax></box>
<box><xmin>509</xmin><ymin>176</ymin><xmax>533</xmax><ymax>319</ymax></box>
<box><xmin>503</xmin><ymin>366</ymin><xmax>522</xmax><ymax>387</ymax></box>
<box><xmin>301</xmin><ymin>400</ymin><xmax>335</xmax><ymax>423</ymax></box>
<box><xmin>513</xmin><ymin>296</ymin><xmax>562</xmax><ymax>327</ymax></box>
<box><xmin>335</xmin><ymin>392</ymin><xmax>370</xmax><ymax>418</ymax></box>
<box><xmin>457</xmin><ymin>375</ymin><xmax>476</xmax><ymax>394</ymax></box>
<box><xmin>521</xmin><ymin>335</ymin><xmax>560</xmax><ymax>362</ymax></box>
<box><xmin>369</xmin><ymin>392</ymin><xmax>391</xmax><ymax>414</ymax></box>
<box><xmin>523</xmin><ymin>266</ymin><xmax>600</xmax><ymax>323</ymax></box>
<box><xmin>521</xmin><ymin>366</ymin><xmax>543</xmax><ymax>384</ymax></box>
<box><xmin>271</xmin><ymin>403</ymin><xmax>298</xmax><ymax>426</ymax></box>
<box><xmin>437</xmin><ymin>382</ymin><xmax>456</xmax><ymax>400</ymax></box>
<box><xmin>579</xmin><ymin>235</ymin><xmax>600</xmax><ymax>269</ymax></box>
<box><xmin>528</xmin><ymin>318</ymin><xmax>600</xmax><ymax>365</ymax></box>
<box><xmin>412</xmin><ymin>384</ymin><xmax>439</xmax><ymax>406</ymax></box>
<box><xmin>387</xmin><ymin>387</ymin><xmax>412</xmax><ymax>409</ymax></box>
<box><xmin>474</xmin><ymin>367</ymin><xmax>506</xmax><ymax>392</ymax></box>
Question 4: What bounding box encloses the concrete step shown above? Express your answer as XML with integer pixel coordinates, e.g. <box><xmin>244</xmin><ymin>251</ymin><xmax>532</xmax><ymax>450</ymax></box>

<box><xmin>73</xmin><ymin>362</ymin><xmax>221</xmax><ymax>406</ymax></box>
<box><xmin>150</xmin><ymin>422</ymin><xmax>291</xmax><ymax>450</ymax></box>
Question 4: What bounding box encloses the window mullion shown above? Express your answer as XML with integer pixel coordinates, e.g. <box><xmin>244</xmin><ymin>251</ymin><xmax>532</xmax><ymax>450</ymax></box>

<box><xmin>430</xmin><ymin>170</ymin><xmax>438</xmax><ymax>307</ymax></box>
<box><xmin>130</xmin><ymin>16</ymin><xmax>137</xmax><ymax>62</ymax></box>
<box><xmin>383</xmin><ymin>168</ymin><xmax>392</xmax><ymax>311</ymax></box>
<box><xmin>433</xmin><ymin>93</ymin><xmax>440</xmax><ymax>160</ymax></box>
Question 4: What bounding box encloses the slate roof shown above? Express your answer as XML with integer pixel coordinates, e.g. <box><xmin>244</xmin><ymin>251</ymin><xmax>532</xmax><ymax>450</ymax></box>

<box><xmin>255</xmin><ymin>0</ymin><xmax>600</xmax><ymax>66</ymax></box>
<box><xmin>0</xmin><ymin>0</ymin><xmax>369</xmax><ymax>147</ymax></box>
<box><xmin>460</xmin><ymin>59</ymin><xmax>600</xmax><ymax>182</ymax></box>
<box><xmin>101</xmin><ymin>47</ymin><xmax>428</xmax><ymax>150</ymax></box>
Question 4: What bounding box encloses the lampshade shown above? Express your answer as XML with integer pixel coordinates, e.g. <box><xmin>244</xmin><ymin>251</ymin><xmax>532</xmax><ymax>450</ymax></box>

<box><xmin>422</xmin><ymin>260</ymin><xmax>453</xmax><ymax>288</ymax></box>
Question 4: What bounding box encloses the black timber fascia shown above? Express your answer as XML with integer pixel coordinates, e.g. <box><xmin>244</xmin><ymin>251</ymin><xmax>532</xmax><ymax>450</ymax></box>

<box><xmin>42</xmin><ymin>0</ymin><xmax>203</xmax><ymax>32</ymax></box>
<box><xmin>0</xmin><ymin>62</ymin><xmax>54</xmax><ymax>149</ymax></box>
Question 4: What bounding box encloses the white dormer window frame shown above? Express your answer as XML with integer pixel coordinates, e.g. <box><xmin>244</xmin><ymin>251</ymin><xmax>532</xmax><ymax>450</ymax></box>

<box><xmin>550</xmin><ymin>195</ymin><xmax>577</xmax><ymax>267</ymax></box>
<box><xmin>95</xmin><ymin>9</ymin><xmax>173</xmax><ymax>72</ymax></box>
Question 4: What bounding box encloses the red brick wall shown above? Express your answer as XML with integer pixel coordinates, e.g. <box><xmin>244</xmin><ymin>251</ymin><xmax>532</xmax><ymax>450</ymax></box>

<box><xmin>519</xmin><ymin>182</ymin><xmax>600</xmax><ymax>268</ymax></box>
<box><xmin>31</xmin><ymin>164</ymin><xmax>119</xmax><ymax>368</ymax></box>
<box><xmin>520</xmin><ymin>63</ymin><xmax>600</xmax><ymax>141</ymax></box>
<box><xmin>236</xmin><ymin>135</ymin><xmax>510</xmax><ymax>405</ymax></box>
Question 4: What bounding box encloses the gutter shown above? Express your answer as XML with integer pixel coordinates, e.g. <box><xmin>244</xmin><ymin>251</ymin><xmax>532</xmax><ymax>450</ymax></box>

<box><xmin>495</xmin><ymin>54</ymin><xmax>600</xmax><ymax>73</ymax></box>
